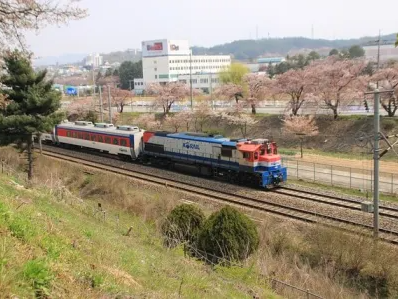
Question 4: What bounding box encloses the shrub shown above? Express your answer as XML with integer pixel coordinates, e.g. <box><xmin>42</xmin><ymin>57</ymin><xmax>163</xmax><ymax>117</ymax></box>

<box><xmin>197</xmin><ymin>206</ymin><xmax>259</xmax><ymax>264</ymax></box>
<box><xmin>161</xmin><ymin>204</ymin><xmax>205</xmax><ymax>247</ymax></box>
<box><xmin>382</xmin><ymin>119</ymin><xmax>397</xmax><ymax>131</ymax></box>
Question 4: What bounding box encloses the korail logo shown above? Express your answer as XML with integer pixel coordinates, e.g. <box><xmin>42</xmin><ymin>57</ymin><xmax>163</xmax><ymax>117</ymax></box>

<box><xmin>183</xmin><ymin>142</ymin><xmax>200</xmax><ymax>150</ymax></box>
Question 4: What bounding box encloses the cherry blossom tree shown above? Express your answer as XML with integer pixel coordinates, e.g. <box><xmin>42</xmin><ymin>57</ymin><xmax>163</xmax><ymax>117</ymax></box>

<box><xmin>243</xmin><ymin>73</ymin><xmax>271</xmax><ymax>114</ymax></box>
<box><xmin>192</xmin><ymin>101</ymin><xmax>214</xmax><ymax>132</ymax></box>
<box><xmin>220</xmin><ymin>112</ymin><xmax>257</xmax><ymax>138</ymax></box>
<box><xmin>0</xmin><ymin>0</ymin><xmax>87</xmax><ymax>50</ymax></box>
<box><xmin>107</xmin><ymin>86</ymin><xmax>132</xmax><ymax>113</ymax></box>
<box><xmin>164</xmin><ymin>113</ymin><xmax>187</xmax><ymax>132</ymax></box>
<box><xmin>370</xmin><ymin>66</ymin><xmax>398</xmax><ymax>117</ymax></box>
<box><xmin>309</xmin><ymin>57</ymin><xmax>365</xmax><ymax>119</ymax></box>
<box><xmin>65</xmin><ymin>97</ymin><xmax>96</xmax><ymax>121</ymax></box>
<box><xmin>213</xmin><ymin>83</ymin><xmax>244</xmax><ymax>104</ymax></box>
<box><xmin>135</xmin><ymin>113</ymin><xmax>161</xmax><ymax>131</ymax></box>
<box><xmin>176</xmin><ymin>110</ymin><xmax>194</xmax><ymax>131</ymax></box>
<box><xmin>272</xmin><ymin>68</ymin><xmax>313</xmax><ymax>116</ymax></box>
<box><xmin>146</xmin><ymin>82</ymin><xmax>199</xmax><ymax>115</ymax></box>
<box><xmin>282</xmin><ymin>114</ymin><xmax>319</xmax><ymax>158</ymax></box>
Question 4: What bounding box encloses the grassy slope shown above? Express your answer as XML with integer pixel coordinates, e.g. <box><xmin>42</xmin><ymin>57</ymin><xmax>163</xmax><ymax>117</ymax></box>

<box><xmin>0</xmin><ymin>175</ymin><xmax>277</xmax><ymax>298</ymax></box>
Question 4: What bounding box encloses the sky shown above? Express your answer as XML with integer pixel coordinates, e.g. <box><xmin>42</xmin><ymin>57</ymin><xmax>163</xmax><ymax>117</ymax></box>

<box><xmin>26</xmin><ymin>0</ymin><xmax>398</xmax><ymax>57</ymax></box>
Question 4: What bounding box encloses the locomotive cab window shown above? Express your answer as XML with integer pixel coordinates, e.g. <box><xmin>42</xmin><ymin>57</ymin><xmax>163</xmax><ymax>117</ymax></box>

<box><xmin>221</xmin><ymin>148</ymin><xmax>232</xmax><ymax>157</ymax></box>
<box><xmin>120</xmin><ymin>139</ymin><xmax>127</xmax><ymax>146</ymax></box>
<box><xmin>105</xmin><ymin>137</ymin><xmax>111</xmax><ymax>144</ymax></box>
<box><xmin>243</xmin><ymin>152</ymin><xmax>250</xmax><ymax>159</ymax></box>
<box><xmin>113</xmin><ymin>138</ymin><xmax>119</xmax><ymax>145</ymax></box>
<box><xmin>260</xmin><ymin>148</ymin><xmax>265</xmax><ymax>155</ymax></box>
<box><xmin>254</xmin><ymin>152</ymin><xmax>259</xmax><ymax>160</ymax></box>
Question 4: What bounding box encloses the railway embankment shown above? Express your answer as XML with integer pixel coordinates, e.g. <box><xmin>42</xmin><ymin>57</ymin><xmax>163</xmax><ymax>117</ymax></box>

<box><xmin>2</xmin><ymin>146</ymin><xmax>398</xmax><ymax>298</ymax></box>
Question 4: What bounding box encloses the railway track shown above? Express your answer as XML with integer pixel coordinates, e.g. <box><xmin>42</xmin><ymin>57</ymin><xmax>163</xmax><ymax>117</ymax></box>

<box><xmin>273</xmin><ymin>187</ymin><xmax>398</xmax><ymax>220</ymax></box>
<box><xmin>38</xmin><ymin>147</ymin><xmax>398</xmax><ymax>245</ymax></box>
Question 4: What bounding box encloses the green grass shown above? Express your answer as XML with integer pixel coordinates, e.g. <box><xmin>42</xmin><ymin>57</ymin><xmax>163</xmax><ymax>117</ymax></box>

<box><xmin>0</xmin><ymin>175</ymin><xmax>278</xmax><ymax>298</ymax></box>
<box><xmin>288</xmin><ymin>178</ymin><xmax>398</xmax><ymax>203</ymax></box>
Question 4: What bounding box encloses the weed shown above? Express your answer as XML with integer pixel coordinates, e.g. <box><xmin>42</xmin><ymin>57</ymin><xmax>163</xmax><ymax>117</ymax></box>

<box><xmin>23</xmin><ymin>259</ymin><xmax>53</xmax><ymax>298</ymax></box>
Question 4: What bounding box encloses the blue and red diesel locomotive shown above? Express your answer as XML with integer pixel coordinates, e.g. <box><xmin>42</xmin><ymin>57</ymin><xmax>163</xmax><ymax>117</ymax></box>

<box><xmin>41</xmin><ymin>120</ymin><xmax>287</xmax><ymax>188</ymax></box>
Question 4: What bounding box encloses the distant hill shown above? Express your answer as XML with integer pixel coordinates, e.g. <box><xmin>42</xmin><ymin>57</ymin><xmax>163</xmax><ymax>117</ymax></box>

<box><xmin>33</xmin><ymin>53</ymin><xmax>87</xmax><ymax>67</ymax></box>
<box><xmin>101</xmin><ymin>49</ymin><xmax>141</xmax><ymax>64</ymax></box>
<box><xmin>192</xmin><ymin>33</ymin><xmax>397</xmax><ymax>60</ymax></box>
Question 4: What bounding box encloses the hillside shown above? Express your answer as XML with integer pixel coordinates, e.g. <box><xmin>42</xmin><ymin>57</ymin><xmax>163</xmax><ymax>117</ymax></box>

<box><xmin>0</xmin><ymin>173</ymin><xmax>277</xmax><ymax>298</ymax></box>
<box><xmin>192</xmin><ymin>33</ymin><xmax>397</xmax><ymax>60</ymax></box>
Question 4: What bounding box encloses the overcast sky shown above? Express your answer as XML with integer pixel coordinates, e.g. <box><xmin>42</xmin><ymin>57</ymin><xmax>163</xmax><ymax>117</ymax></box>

<box><xmin>26</xmin><ymin>0</ymin><xmax>398</xmax><ymax>57</ymax></box>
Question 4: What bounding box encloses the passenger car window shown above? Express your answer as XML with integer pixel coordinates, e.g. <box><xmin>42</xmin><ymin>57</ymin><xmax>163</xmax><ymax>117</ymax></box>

<box><xmin>91</xmin><ymin>135</ymin><xmax>96</xmax><ymax>141</ymax></box>
<box><xmin>105</xmin><ymin>137</ymin><xmax>111</xmax><ymax>144</ymax></box>
<box><xmin>98</xmin><ymin>136</ymin><xmax>103</xmax><ymax>143</ymax></box>
<box><xmin>120</xmin><ymin>139</ymin><xmax>127</xmax><ymax>146</ymax></box>
<box><xmin>113</xmin><ymin>138</ymin><xmax>119</xmax><ymax>145</ymax></box>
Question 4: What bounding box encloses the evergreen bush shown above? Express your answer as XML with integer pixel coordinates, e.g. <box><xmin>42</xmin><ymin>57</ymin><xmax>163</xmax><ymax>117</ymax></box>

<box><xmin>161</xmin><ymin>204</ymin><xmax>205</xmax><ymax>247</ymax></box>
<box><xmin>197</xmin><ymin>206</ymin><xmax>259</xmax><ymax>264</ymax></box>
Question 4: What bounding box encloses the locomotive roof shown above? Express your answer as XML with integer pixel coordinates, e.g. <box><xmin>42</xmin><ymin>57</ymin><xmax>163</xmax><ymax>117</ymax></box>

<box><xmin>56</xmin><ymin>122</ymin><xmax>142</xmax><ymax>136</ymax></box>
<box><xmin>166</xmin><ymin>132</ymin><xmax>231</xmax><ymax>144</ymax></box>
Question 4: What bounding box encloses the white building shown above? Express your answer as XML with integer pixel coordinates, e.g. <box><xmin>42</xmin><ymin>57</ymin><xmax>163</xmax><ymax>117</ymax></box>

<box><xmin>363</xmin><ymin>42</ymin><xmax>398</xmax><ymax>62</ymax></box>
<box><xmin>134</xmin><ymin>39</ymin><xmax>231</xmax><ymax>93</ymax></box>
<box><xmin>84</xmin><ymin>53</ymin><xmax>103</xmax><ymax>68</ymax></box>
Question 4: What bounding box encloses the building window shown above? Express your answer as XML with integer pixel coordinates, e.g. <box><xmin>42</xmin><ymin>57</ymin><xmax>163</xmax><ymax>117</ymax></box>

<box><xmin>155</xmin><ymin>75</ymin><xmax>157</xmax><ymax>79</ymax></box>
<box><xmin>154</xmin><ymin>68</ymin><xmax>157</xmax><ymax>71</ymax></box>
<box><xmin>192</xmin><ymin>79</ymin><xmax>197</xmax><ymax>84</ymax></box>
<box><xmin>154</xmin><ymin>60</ymin><xmax>157</xmax><ymax>64</ymax></box>
<box><xmin>200</xmin><ymin>78</ymin><xmax>208</xmax><ymax>84</ymax></box>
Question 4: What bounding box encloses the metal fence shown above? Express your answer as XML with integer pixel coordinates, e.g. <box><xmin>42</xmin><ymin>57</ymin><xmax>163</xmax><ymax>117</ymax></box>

<box><xmin>282</xmin><ymin>157</ymin><xmax>398</xmax><ymax>195</ymax></box>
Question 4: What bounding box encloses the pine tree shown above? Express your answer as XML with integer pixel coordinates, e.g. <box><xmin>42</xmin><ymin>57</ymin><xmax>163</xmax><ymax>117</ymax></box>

<box><xmin>0</xmin><ymin>50</ymin><xmax>63</xmax><ymax>180</ymax></box>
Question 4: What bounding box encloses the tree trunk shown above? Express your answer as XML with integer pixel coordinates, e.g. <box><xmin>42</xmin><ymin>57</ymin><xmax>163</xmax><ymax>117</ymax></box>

<box><xmin>27</xmin><ymin>135</ymin><xmax>33</xmax><ymax>181</ymax></box>
<box><xmin>38</xmin><ymin>134</ymin><xmax>42</xmax><ymax>155</ymax></box>
<box><xmin>120</xmin><ymin>103</ymin><xmax>124</xmax><ymax>113</ymax></box>
<box><xmin>251</xmin><ymin>104</ymin><xmax>256</xmax><ymax>114</ymax></box>
<box><xmin>300</xmin><ymin>138</ymin><xmax>303</xmax><ymax>158</ymax></box>
<box><xmin>332</xmin><ymin>107</ymin><xmax>338</xmax><ymax>120</ymax></box>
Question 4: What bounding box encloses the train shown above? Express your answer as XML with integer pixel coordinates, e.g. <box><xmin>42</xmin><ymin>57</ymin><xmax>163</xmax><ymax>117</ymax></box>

<box><xmin>39</xmin><ymin>120</ymin><xmax>287</xmax><ymax>188</ymax></box>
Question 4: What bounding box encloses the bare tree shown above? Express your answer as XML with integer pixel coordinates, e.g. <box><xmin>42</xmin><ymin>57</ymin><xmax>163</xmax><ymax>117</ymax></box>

<box><xmin>0</xmin><ymin>0</ymin><xmax>87</xmax><ymax>50</ymax></box>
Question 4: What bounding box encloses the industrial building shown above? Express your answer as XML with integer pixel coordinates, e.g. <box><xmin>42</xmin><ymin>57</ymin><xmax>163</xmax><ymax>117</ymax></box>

<box><xmin>133</xmin><ymin>39</ymin><xmax>231</xmax><ymax>94</ymax></box>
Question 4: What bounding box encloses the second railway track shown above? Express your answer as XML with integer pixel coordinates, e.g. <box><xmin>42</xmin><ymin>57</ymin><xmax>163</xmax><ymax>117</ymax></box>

<box><xmin>37</xmin><ymin>146</ymin><xmax>398</xmax><ymax>245</ymax></box>
<box><xmin>273</xmin><ymin>187</ymin><xmax>398</xmax><ymax>220</ymax></box>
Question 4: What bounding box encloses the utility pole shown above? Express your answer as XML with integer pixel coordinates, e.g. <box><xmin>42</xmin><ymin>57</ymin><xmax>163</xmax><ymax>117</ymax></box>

<box><xmin>107</xmin><ymin>85</ymin><xmax>112</xmax><ymax>123</ymax></box>
<box><xmin>209</xmin><ymin>72</ymin><xmax>214</xmax><ymax>110</ymax></box>
<box><xmin>190</xmin><ymin>49</ymin><xmax>193</xmax><ymax>110</ymax></box>
<box><xmin>373</xmin><ymin>90</ymin><xmax>380</xmax><ymax>238</ymax></box>
<box><xmin>99</xmin><ymin>85</ymin><xmax>104</xmax><ymax>122</ymax></box>
<box><xmin>364</xmin><ymin>88</ymin><xmax>394</xmax><ymax>238</ymax></box>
